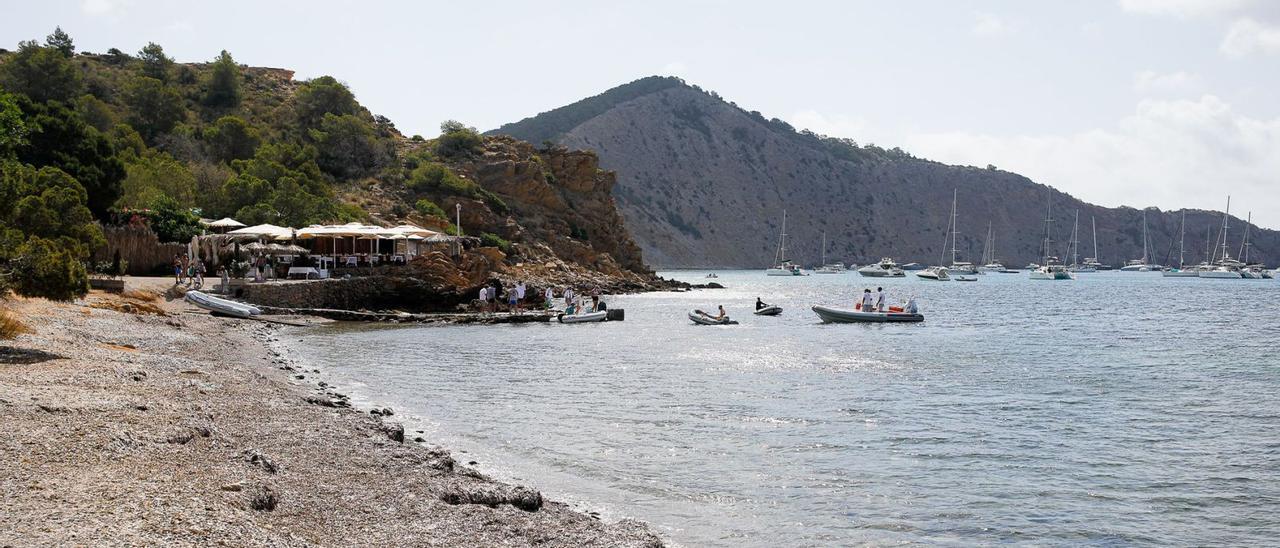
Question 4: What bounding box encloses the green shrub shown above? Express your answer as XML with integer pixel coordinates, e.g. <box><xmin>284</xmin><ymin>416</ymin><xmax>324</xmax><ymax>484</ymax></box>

<box><xmin>415</xmin><ymin>198</ymin><xmax>447</xmax><ymax>219</ymax></box>
<box><xmin>479</xmin><ymin>232</ymin><xmax>511</xmax><ymax>253</ymax></box>
<box><xmin>434</xmin><ymin>120</ymin><xmax>483</xmax><ymax>158</ymax></box>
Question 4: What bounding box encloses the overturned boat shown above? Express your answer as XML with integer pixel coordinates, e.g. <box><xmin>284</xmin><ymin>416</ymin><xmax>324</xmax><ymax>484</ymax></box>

<box><xmin>185</xmin><ymin>290</ymin><xmax>261</xmax><ymax>318</ymax></box>
<box><xmin>811</xmin><ymin>304</ymin><xmax>924</xmax><ymax>323</ymax></box>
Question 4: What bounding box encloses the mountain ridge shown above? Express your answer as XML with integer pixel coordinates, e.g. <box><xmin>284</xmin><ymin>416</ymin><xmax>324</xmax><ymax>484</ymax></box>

<box><xmin>491</xmin><ymin>76</ymin><xmax>1277</xmax><ymax>269</ymax></box>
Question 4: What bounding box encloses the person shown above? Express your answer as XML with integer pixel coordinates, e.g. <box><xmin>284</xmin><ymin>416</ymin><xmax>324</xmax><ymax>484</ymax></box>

<box><xmin>515</xmin><ymin>281</ymin><xmax>526</xmax><ymax>314</ymax></box>
<box><xmin>756</xmin><ymin>297</ymin><xmax>767</xmax><ymax>310</ymax></box>
<box><xmin>254</xmin><ymin>254</ymin><xmax>266</xmax><ymax>283</ymax></box>
<box><xmin>591</xmin><ymin>294</ymin><xmax>600</xmax><ymax>312</ymax></box>
<box><xmin>181</xmin><ymin>254</ymin><xmax>191</xmax><ymax>286</ymax></box>
<box><xmin>478</xmin><ymin>286</ymin><xmax>488</xmax><ymax>312</ymax></box>
<box><xmin>489</xmin><ymin>283</ymin><xmax>500</xmax><ymax>313</ymax></box>
<box><xmin>715</xmin><ymin>305</ymin><xmax>727</xmax><ymax>320</ymax></box>
<box><xmin>506</xmin><ymin>284</ymin><xmax>518</xmax><ymax>312</ymax></box>
<box><xmin>544</xmin><ymin>286</ymin><xmax>554</xmax><ymax>309</ymax></box>
<box><xmin>194</xmin><ymin>260</ymin><xmax>206</xmax><ymax>289</ymax></box>
<box><xmin>860</xmin><ymin>288</ymin><xmax>874</xmax><ymax>311</ymax></box>
<box><xmin>564</xmin><ymin>287</ymin><xmax>575</xmax><ymax>308</ymax></box>
<box><xmin>172</xmin><ymin>255</ymin><xmax>182</xmax><ymax>284</ymax></box>
<box><xmin>876</xmin><ymin>287</ymin><xmax>886</xmax><ymax>312</ymax></box>
<box><xmin>218</xmin><ymin>264</ymin><xmax>229</xmax><ymax>294</ymax></box>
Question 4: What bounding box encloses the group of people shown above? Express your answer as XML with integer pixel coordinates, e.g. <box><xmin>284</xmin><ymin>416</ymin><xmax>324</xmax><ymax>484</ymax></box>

<box><xmin>475</xmin><ymin>282</ymin><xmax>606</xmax><ymax>315</ymax></box>
<box><xmin>857</xmin><ymin>286</ymin><xmax>888</xmax><ymax>311</ymax></box>
<box><xmin>172</xmin><ymin>254</ymin><xmax>206</xmax><ymax>288</ymax></box>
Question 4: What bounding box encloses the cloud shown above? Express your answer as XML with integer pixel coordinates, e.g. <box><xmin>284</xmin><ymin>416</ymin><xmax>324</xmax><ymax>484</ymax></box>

<box><xmin>80</xmin><ymin>0</ymin><xmax>131</xmax><ymax>16</ymax></box>
<box><xmin>787</xmin><ymin>109</ymin><xmax>870</xmax><ymax>140</ymax></box>
<box><xmin>1220</xmin><ymin>18</ymin><xmax>1280</xmax><ymax>56</ymax></box>
<box><xmin>1118</xmin><ymin>0</ymin><xmax>1258</xmax><ymax>18</ymax></box>
<box><xmin>904</xmin><ymin>95</ymin><xmax>1280</xmax><ymax>227</ymax></box>
<box><xmin>661</xmin><ymin>61</ymin><xmax>688</xmax><ymax>76</ymax></box>
<box><xmin>971</xmin><ymin>13</ymin><xmax>1014</xmax><ymax>36</ymax></box>
<box><xmin>1132</xmin><ymin>70</ymin><xmax>1200</xmax><ymax>93</ymax></box>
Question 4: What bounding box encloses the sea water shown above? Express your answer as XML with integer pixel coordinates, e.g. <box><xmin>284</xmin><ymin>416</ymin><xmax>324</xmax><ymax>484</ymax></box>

<box><xmin>287</xmin><ymin>270</ymin><xmax>1280</xmax><ymax>546</ymax></box>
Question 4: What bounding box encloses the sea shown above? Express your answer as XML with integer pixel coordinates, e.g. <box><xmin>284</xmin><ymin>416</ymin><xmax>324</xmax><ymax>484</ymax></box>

<box><xmin>285</xmin><ymin>270</ymin><xmax>1280</xmax><ymax>546</ymax></box>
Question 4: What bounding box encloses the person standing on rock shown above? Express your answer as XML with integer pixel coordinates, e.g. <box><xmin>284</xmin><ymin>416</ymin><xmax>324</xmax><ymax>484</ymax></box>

<box><xmin>564</xmin><ymin>287</ymin><xmax>574</xmax><ymax>309</ymax></box>
<box><xmin>172</xmin><ymin>255</ymin><xmax>183</xmax><ymax>285</ymax></box>
<box><xmin>477</xmin><ymin>286</ymin><xmax>488</xmax><ymax>314</ymax></box>
<box><xmin>514</xmin><ymin>281</ymin><xmax>526</xmax><ymax>314</ymax></box>
<box><xmin>544</xmin><ymin>286</ymin><xmax>554</xmax><ymax>310</ymax></box>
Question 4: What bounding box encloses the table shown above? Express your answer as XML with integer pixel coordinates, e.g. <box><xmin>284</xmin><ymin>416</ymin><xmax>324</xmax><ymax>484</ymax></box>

<box><xmin>287</xmin><ymin>267</ymin><xmax>327</xmax><ymax>280</ymax></box>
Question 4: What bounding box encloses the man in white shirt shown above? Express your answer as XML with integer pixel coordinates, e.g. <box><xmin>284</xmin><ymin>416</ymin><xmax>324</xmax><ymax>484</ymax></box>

<box><xmin>876</xmin><ymin>287</ymin><xmax>886</xmax><ymax>311</ymax></box>
<box><xmin>478</xmin><ymin>286</ymin><xmax>488</xmax><ymax>313</ymax></box>
<box><xmin>564</xmin><ymin>288</ymin><xmax>574</xmax><ymax>308</ymax></box>
<box><xmin>515</xmin><ymin>282</ymin><xmax>526</xmax><ymax>313</ymax></box>
<box><xmin>544</xmin><ymin>287</ymin><xmax>554</xmax><ymax>309</ymax></box>
<box><xmin>861</xmin><ymin>289</ymin><xmax>874</xmax><ymax>311</ymax></box>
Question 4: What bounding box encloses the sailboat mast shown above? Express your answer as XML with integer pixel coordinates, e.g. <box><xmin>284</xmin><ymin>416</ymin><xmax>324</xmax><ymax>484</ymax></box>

<box><xmin>1215</xmin><ymin>197</ymin><xmax>1231</xmax><ymax>262</ymax></box>
<box><xmin>1141</xmin><ymin>209</ymin><xmax>1149</xmax><ymax>264</ymax></box>
<box><xmin>780</xmin><ymin>209</ymin><xmax>787</xmax><ymax>263</ymax></box>
<box><xmin>1092</xmin><ymin>216</ymin><xmax>1099</xmax><ymax>262</ymax></box>
<box><xmin>1043</xmin><ymin>193</ymin><xmax>1053</xmax><ymax>263</ymax></box>
<box><xmin>1178</xmin><ymin>210</ymin><xmax>1186</xmax><ymax>268</ymax></box>
<box><xmin>1242</xmin><ymin>212</ymin><xmax>1252</xmax><ymax>263</ymax></box>
<box><xmin>820</xmin><ymin>231</ymin><xmax>826</xmax><ymax>266</ymax></box>
<box><xmin>950</xmin><ymin>189</ymin><xmax>959</xmax><ymax>265</ymax></box>
<box><xmin>1071</xmin><ymin>210</ymin><xmax>1080</xmax><ymax>266</ymax></box>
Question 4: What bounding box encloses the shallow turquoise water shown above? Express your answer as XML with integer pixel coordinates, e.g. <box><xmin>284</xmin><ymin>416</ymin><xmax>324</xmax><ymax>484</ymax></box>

<box><xmin>287</xmin><ymin>270</ymin><xmax>1280</xmax><ymax>546</ymax></box>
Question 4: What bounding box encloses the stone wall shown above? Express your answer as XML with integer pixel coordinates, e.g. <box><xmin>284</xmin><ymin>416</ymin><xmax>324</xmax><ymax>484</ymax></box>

<box><xmin>236</xmin><ymin>278</ymin><xmax>385</xmax><ymax>310</ymax></box>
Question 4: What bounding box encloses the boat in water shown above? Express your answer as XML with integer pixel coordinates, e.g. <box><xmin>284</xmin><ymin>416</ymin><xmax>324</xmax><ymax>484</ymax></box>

<box><xmin>977</xmin><ymin>223</ymin><xmax>1012</xmax><ymax>273</ymax></box>
<box><xmin>1077</xmin><ymin>216</ymin><xmax>1107</xmax><ymax>271</ymax></box>
<box><xmin>1120</xmin><ymin>210</ymin><xmax>1160</xmax><ymax>271</ymax></box>
<box><xmin>899</xmin><ymin>262</ymin><xmax>926</xmax><ymax>271</ymax></box>
<box><xmin>1065</xmin><ymin>210</ymin><xmax>1097</xmax><ymax>273</ymax></box>
<box><xmin>753</xmin><ymin>305</ymin><xmax>783</xmax><ymax>316</ymax></box>
<box><xmin>814</xmin><ymin>232</ymin><xmax>843</xmax><ymax>274</ymax></box>
<box><xmin>558</xmin><ymin>310</ymin><xmax>608</xmax><ymax>323</ymax></box>
<box><xmin>811</xmin><ymin>304</ymin><xmax>924</xmax><ymax>323</ymax></box>
<box><xmin>858</xmin><ymin>258</ymin><xmax>905</xmax><ymax>277</ymax></box>
<box><xmin>916</xmin><ymin>266</ymin><xmax>951</xmax><ymax>281</ymax></box>
<box><xmin>1029</xmin><ymin>193</ymin><xmax>1073</xmax><ymax>280</ymax></box>
<box><xmin>941</xmin><ymin>189</ymin><xmax>979</xmax><ymax>275</ymax></box>
<box><xmin>689</xmin><ymin>309</ymin><xmax>738</xmax><ymax>325</ymax></box>
<box><xmin>766</xmin><ymin>210</ymin><xmax>805</xmax><ymax>276</ymax></box>
<box><xmin>1199</xmin><ymin>197</ymin><xmax>1245</xmax><ymax>280</ymax></box>
<box><xmin>1163</xmin><ymin>211</ymin><xmax>1200</xmax><ymax>277</ymax></box>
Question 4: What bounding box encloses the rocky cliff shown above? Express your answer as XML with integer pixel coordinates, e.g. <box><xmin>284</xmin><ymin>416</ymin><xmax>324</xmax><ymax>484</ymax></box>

<box><xmin>493</xmin><ymin>77</ymin><xmax>1278</xmax><ymax>268</ymax></box>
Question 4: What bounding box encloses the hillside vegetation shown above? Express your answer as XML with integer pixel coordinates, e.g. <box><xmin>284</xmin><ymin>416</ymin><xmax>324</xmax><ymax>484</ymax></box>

<box><xmin>493</xmin><ymin>76</ymin><xmax>1277</xmax><ymax>268</ymax></box>
<box><xmin>0</xmin><ymin>28</ymin><xmax>654</xmax><ymax>304</ymax></box>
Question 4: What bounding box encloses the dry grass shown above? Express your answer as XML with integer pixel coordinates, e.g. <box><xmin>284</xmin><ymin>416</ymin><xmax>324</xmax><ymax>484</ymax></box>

<box><xmin>0</xmin><ymin>309</ymin><xmax>30</xmax><ymax>340</ymax></box>
<box><xmin>121</xmin><ymin>289</ymin><xmax>159</xmax><ymax>302</ymax></box>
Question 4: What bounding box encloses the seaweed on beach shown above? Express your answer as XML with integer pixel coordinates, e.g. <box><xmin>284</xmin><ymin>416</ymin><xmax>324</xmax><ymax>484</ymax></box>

<box><xmin>0</xmin><ymin>346</ymin><xmax>65</xmax><ymax>365</ymax></box>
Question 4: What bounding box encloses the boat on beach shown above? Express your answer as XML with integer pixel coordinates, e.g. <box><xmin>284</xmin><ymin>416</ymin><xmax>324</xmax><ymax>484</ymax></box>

<box><xmin>689</xmin><ymin>310</ymin><xmax>738</xmax><ymax>325</ymax></box>
<box><xmin>811</xmin><ymin>304</ymin><xmax>924</xmax><ymax>323</ymax></box>
<box><xmin>185</xmin><ymin>290</ymin><xmax>262</xmax><ymax>318</ymax></box>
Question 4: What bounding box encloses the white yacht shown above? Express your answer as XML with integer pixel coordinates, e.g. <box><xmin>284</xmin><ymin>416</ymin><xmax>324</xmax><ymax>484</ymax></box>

<box><xmin>858</xmin><ymin>257</ymin><xmax>905</xmax><ymax>277</ymax></box>
<box><xmin>942</xmin><ymin>189</ymin><xmax>978</xmax><ymax>274</ymax></box>
<box><xmin>765</xmin><ymin>210</ymin><xmax>804</xmax><ymax>276</ymax></box>
<box><xmin>1065</xmin><ymin>210</ymin><xmax>1096</xmax><ymax>273</ymax></box>
<box><xmin>917</xmin><ymin>266</ymin><xmax>951</xmax><ymax>281</ymax></box>
<box><xmin>977</xmin><ymin>223</ymin><xmax>1011</xmax><ymax>273</ymax></box>
<box><xmin>1029</xmin><ymin>193</ymin><xmax>1073</xmax><ymax>280</ymax></box>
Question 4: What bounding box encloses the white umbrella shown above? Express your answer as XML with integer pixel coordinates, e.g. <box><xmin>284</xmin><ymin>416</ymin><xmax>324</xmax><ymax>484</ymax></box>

<box><xmin>207</xmin><ymin>217</ymin><xmax>246</xmax><ymax>228</ymax></box>
<box><xmin>228</xmin><ymin>223</ymin><xmax>292</xmax><ymax>240</ymax></box>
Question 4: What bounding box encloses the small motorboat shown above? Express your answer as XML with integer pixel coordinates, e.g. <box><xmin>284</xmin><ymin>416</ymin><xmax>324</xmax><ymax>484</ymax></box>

<box><xmin>185</xmin><ymin>290</ymin><xmax>261</xmax><ymax>318</ymax></box>
<box><xmin>689</xmin><ymin>309</ymin><xmax>738</xmax><ymax>325</ymax></box>
<box><xmin>557</xmin><ymin>310</ymin><xmax>608</xmax><ymax>323</ymax></box>
<box><xmin>811</xmin><ymin>304</ymin><xmax>924</xmax><ymax>323</ymax></box>
<box><xmin>753</xmin><ymin>305</ymin><xmax>783</xmax><ymax>316</ymax></box>
<box><xmin>954</xmin><ymin>276</ymin><xmax>977</xmax><ymax>282</ymax></box>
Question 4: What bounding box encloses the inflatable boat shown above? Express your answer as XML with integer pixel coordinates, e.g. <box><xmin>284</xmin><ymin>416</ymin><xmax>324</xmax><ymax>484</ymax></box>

<box><xmin>185</xmin><ymin>290</ymin><xmax>261</xmax><ymax>318</ymax></box>
<box><xmin>689</xmin><ymin>310</ymin><xmax>738</xmax><ymax>325</ymax></box>
<box><xmin>753</xmin><ymin>305</ymin><xmax>783</xmax><ymax>316</ymax></box>
<box><xmin>811</xmin><ymin>304</ymin><xmax>923</xmax><ymax>323</ymax></box>
<box><xmin>557</xmin><ymin>310</ymin><xmax>608</xmax><ymax>323</ymax></box>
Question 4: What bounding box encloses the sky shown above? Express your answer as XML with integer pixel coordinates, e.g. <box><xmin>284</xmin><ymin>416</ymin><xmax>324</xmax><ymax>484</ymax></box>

<box><xmin>5</xmin><ymin>0</ymin><xmax>1280</xmax><ymax>227</ymax></box>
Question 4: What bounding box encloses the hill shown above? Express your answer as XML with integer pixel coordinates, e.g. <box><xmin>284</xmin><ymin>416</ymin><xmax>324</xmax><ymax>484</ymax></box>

<box><xmin>493</xmin><ymin>76</ymin><xmax>1277</xmax><ymax>269</ymax></box>
<box><xmin>0</xmin><ymin>31</ymin><xmax>660</xmax><ymax>302</ymax></box>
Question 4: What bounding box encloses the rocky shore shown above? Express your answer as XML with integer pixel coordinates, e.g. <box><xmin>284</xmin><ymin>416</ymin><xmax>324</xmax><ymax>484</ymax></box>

<box><xmin>0</xmin><ymin>280</ymin><xmax>663</xmax><ymax>547</ymax></box>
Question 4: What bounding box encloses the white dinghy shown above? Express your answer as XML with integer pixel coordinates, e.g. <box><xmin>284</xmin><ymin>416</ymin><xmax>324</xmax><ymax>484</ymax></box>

<box><xmin>185</xmin><ymin>290</ymin><xmax>261</xmax><ymax>318</ymax></box>
<box><xmin>557</xmin><ymin>310</ymin><xmax>608</xmax><ymax>324</ymax></box>
<box><xmin>754</xmin><ymin>305</ymin><xmax>783</xmax><ymax>316</ymax></box>
<box><xmin>811</xmin><ymin>304</ymin><xmax>924</xmax><ymax>323</ymax></box>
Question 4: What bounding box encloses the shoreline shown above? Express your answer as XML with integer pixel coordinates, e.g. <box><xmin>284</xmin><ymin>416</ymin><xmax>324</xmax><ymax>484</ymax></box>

<box><xmin>0</xmin><ymin>280</ymin><xmax>664</xmax><ymax>547</ymax></box>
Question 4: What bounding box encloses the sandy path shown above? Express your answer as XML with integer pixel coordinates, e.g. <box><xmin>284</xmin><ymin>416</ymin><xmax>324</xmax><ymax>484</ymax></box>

<box><xmin>0</xmin><ymin>279</ymin><xmax>662</xmax><ymax>547</ymax></box>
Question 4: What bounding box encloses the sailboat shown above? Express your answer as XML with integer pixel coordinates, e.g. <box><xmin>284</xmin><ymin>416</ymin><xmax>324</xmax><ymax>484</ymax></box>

<box><xmin>815</xmin><ymin>232</ymin><xmax>842</xmax><ymax>274</ymax></box>
<box><xmin>1080</xmin><ymin>216</ymin><xmax>1107</xmax><ymax>271</ymax></box>
<box><xmin>765</xmin><ymin>210</ymin><xmax>804</xmax><ymax>276</ymax></box>
<box><xmin>947</xmin><ymin>190</ymin><xmax>977</xmax><ymax>274</ymax></box>
<box><xmin>919</xmin><ymin>190</ymin><xmax>958</xmax><ymax>281</ymax></box>
<box><xmin>1120</xmin><ymin>209</ymin><xmax>1160</xmax><ymax>271</ymax></box>
<box><xmin>977</xmin><ymin>222</ymin><xmax>1012</xmax><ymax>273</ymax></box>
<box><xmin>1066</xmin><ymin>210</ymin><xmax>1095</xmax><ymax>273</ymax></box>
<box><xmin>1238</xmin><ymin>212</ymin><xmax>1265</xmax><ymax>279</ymax></box>
<box><xmin>1199</xmin><ymin>197</ymin><xmax>1243</xmax><ymax>279</ymax></box>
<box><xmin>1029</xmin><ymin>192</ymin><xmax>1073</xmax><ymax>280</ymax></box>
<box><xmin>1162</xmin><ymin>211</ymin><xmax>1199</xmax><ymax>277</ymax></box>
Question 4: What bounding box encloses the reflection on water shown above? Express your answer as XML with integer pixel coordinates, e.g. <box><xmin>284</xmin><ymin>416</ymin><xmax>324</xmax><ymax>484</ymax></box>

<box><xmin>288</xmin><ymin>271</ymin><xmax>1280</xmax><ymax>546</ymax></box>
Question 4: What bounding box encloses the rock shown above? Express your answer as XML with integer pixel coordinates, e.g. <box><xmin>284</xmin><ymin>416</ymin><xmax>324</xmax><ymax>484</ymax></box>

<box><xmin>248</xmin><ymin>485</ymin><xmax>278</xmax><ymax>511</ymax></box>
<box><xmin>381</xmin><ymin>407</ymin><xmax>394</xmax><ymax>416</ymax></box>
<box><xmin>304</xmin><ymin>395</ymin><xmax>348</xmax><ymax>408</ymax></box>
<box><xmin>166</xmin><ymin>431</ymin><xmax>194</xmax><ymax>444</ymax></box>
<box><xmin>381</xmin><ymin>422</ymin><xmax>405</xmax><ymax>443</ymax></box>
<box><xmin>370</xmin><ymin>408</ymin><xmax>382</xmax><ymax>416</ymax></box>
<box><xmin>294</xmin><ymin>374</ymin><xmax>305</xmax><ymax>380</ymax></box>
<box><xmin>437</xmin><ymin>482</ymin><xmax>543</xmax><ymax>512</ymax></box>
<box><xmin>413</xmin><ymin>436</ymin><xmax>425</xmax><ymax>443</ymax></box>
<box><xmin>242</xmin><ymin>449</ymin><xmax>278</xmax><ymax>474</ymax></box>
<box><xmin>220</xmin><ymin>483</ymin><xmax>243</xmax><ymax>492</ymax></box>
